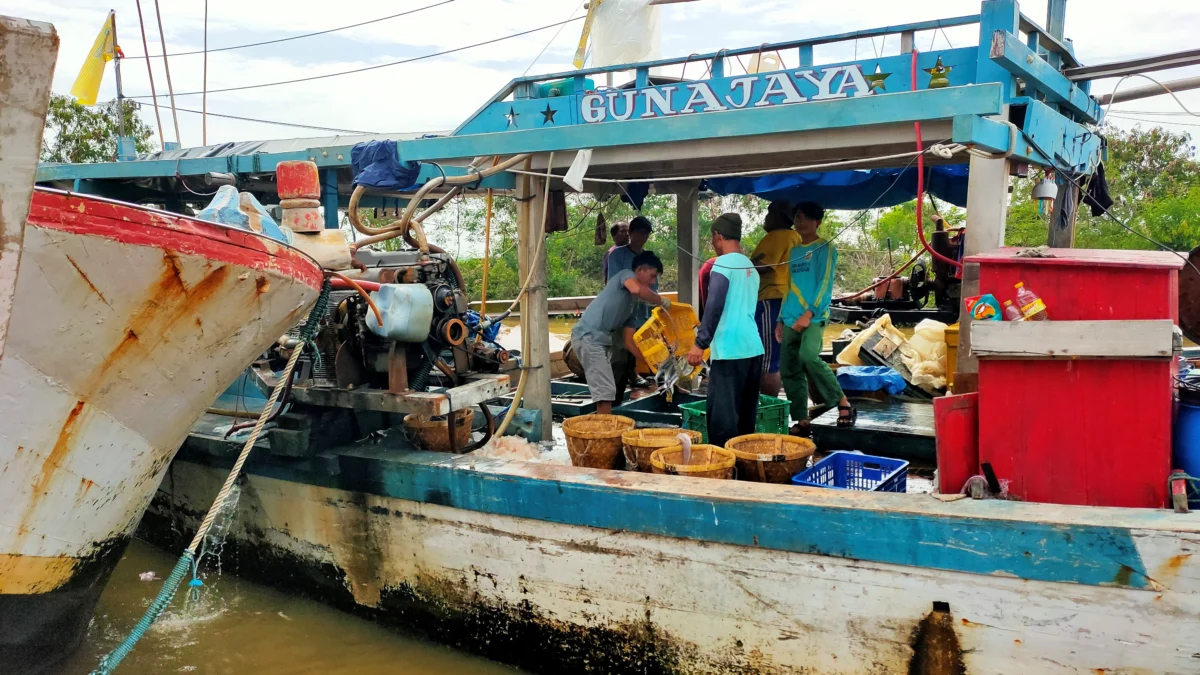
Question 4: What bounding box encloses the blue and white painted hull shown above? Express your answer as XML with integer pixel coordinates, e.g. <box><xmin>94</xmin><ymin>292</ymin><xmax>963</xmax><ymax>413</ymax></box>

<box><xmin>142</xmin><ymin>446</ymin><xmax>1200</xmax><ymax>674</ymax></box>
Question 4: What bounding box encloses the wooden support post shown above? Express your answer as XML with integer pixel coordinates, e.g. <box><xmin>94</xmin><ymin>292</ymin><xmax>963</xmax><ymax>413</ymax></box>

<box><xmin>956</xmin><ymin>155</ymin><xmax>1010</xmax><ymax>392</ymax></box>
<box><xmin>517</xmin><ymin>159</ymin><xmax>553</xmax><ymax>439</ymax></box>
<box><xmin>1048</xmin><ymin>174</ymin><xmax>1078</xmax><ymax>248</ymax></box>
<box><xmin>676</xmin><ymin>183</ymin><xmax>700</xmax><ymax>307</ymax></box>
<box><xmin>900</xmin><ymin>31</ymin><xmax>914</xmax><ymax>54</ymax></box>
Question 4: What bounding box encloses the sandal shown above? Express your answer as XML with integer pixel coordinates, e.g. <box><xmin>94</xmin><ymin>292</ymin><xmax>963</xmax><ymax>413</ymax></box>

<box><xmin>789</xmin><ymin>421</ymin><xmax>811</xmax><ymax>438</ymax></box>
<box><xmin>836</xmin><ymin>405</ymin><xmax>857</xmax><ymax>428</ymax></box>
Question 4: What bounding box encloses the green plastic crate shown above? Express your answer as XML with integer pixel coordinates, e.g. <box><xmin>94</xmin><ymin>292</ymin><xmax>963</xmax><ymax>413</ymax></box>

<box><xmin>680</xmin><ymin>395</ymin><xmax>790</xmax><ymax>443</ymax></box>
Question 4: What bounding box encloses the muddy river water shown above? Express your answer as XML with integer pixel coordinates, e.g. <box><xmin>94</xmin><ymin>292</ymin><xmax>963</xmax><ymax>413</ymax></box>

<box><xmin>64</xmin><ymin>540</ymin><xmax>519</xmax><ymax>675</ymax></box>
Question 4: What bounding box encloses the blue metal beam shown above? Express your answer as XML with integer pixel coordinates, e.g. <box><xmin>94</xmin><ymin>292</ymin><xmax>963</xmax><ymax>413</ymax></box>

<box><xmin>321</xmin><ymin>169</ymin><xmax>339</xmax><ymax>229</ymax></box>
<box><xmin>37</xmin><ymin>148</ymin><xmax>514</xmax><ymax>190</ymax></box>
<box><xmin>989</xmin><ymin>29</ymin><xmax>1101</xmax><ymax>122</ymax></box>
<box><xmin>950</xmin><ymin>114</ymin><xmax>1050</xmax><ymax>165</ymax></box>
<box><xmin>1019</xmin><ymin>97</ymin><xmax>1102</xmax><ymax>174</ymax></box>
<box><xmin>975</xmin><ymin>0</ymin><xmax>1021</xmax><ymax>101</ymax></box>
<box><xmin>404</xmin><ymin>84</ymin><xmax>1005</xmax><ymax>162</ymax></box>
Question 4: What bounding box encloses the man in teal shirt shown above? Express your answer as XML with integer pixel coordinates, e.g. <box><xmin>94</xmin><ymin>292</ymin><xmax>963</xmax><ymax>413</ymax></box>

<box><xmin>776</xmin><ymin>201</ymin><xmax>854</xmax><ymax>434</ymax></box>
<box><xmin>687</xmin><ymin>213</ymin><xmax>764</xmax><ymax>447</ymax></box>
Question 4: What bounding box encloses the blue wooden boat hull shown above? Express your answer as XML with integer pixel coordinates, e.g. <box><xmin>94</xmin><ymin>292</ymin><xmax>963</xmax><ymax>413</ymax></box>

<box><xmin>140</xmin><ymin>436</ymin><xmax>1200</xmax><ymax>674</ymax></box>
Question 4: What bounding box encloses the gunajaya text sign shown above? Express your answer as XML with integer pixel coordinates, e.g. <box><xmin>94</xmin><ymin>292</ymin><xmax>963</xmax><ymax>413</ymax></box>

<box><xmin>581</xmin><ymin>64</ymin><xmax>887</xmax><ymax>123</ymax></box>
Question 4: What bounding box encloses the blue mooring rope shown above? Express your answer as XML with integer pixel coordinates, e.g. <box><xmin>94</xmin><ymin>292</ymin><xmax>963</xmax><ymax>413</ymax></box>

<box><xmin>90</xmin><ymin>552</ymin><xmax>194</xmax><ymax>674</ymax></box>
<box><xmin>90</xmin><ymin>279</ymin><xmax>332</xmax><ymax>675</ymax></box>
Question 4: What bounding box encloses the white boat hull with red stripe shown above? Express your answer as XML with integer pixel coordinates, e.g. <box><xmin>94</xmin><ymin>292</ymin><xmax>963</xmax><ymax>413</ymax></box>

<box><xmin>0</xmin><ymin>189</ymin><xmax>323</xmax><ymax>673</ymax></box>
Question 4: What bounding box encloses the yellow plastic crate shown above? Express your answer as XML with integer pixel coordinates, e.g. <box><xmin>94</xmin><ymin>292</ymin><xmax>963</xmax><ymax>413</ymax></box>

<box><xmin>633</xmin><ymin>303</ymin><xmax>708</xmax><ymax>380</ymax></box>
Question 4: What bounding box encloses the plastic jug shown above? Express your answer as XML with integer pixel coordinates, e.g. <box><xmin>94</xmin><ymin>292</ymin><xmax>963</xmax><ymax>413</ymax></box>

<box><xmin>1014</xmin><ymin>281</ymin><xmax>1048</xmax><ymax>320</ymax></box>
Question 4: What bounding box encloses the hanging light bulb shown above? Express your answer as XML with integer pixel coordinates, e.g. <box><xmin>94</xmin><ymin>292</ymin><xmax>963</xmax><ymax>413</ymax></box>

<box><xmin>1033</xmin><ymin>171</ymin><xmax>1058</xmax><ymax>216</ymax></box>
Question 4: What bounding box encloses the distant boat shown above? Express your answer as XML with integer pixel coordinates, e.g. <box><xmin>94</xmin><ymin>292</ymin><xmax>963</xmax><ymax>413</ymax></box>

<box><xmin>0</xmin><ymin>21</ymin><xmax>324</xmax><ymax>668</ymax></box>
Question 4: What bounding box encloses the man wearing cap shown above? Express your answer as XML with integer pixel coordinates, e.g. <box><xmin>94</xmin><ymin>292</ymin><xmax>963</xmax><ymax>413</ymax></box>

<box><xmin>687</xmin><ymin>213</ymin><xmax>764</xmax><ymax>448</ymax></box>
<box><xmin>749</xmin><ymin>200</ymin><xmax>801</xmax><ymax>396</ymax></box>
<box><xmin>605</xmin><ymin>215</ymin><xmax>656</xmax><ymax>401</ymax></box>
<box><xmin>601</xmin><ymin>220</ymin><xmax>629</xmax><ymax>281</ymax></box>
<box><xmin>573</xmin><ymin>251</ymin><xmax>671</xmax><ymax>415</ymax></box>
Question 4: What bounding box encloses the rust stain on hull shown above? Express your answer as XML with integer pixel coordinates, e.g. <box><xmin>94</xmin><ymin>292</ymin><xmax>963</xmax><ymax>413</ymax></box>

<box><xmin>16</xmin><ymin>400</ymin><xmax>89</xmax><ymax>538</ymax></box>
<box><xmin>63</xmin><ymin>254</ymin><xmax>111</xmax><ymax>307</ymax></box>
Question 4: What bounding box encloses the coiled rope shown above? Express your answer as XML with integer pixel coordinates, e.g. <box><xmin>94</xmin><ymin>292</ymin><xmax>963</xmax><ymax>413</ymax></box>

<box><xmin>91</xmin><ymin>278</ymin><xmax>333</xmax><ymax>675</ymax></box>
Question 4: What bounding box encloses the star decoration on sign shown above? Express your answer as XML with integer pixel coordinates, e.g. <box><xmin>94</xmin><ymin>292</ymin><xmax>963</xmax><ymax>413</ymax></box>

<box><xmin>541</xmin><ymin>104</ymin><xmax>557</xmax><ymax>125</ymax></box>
<box><xmin>504</xmin><ymin>106</ymin><xmax>520</xmax><ymax>128</ymax></box>
<box><xmin>924</xmin><ymin>56</ymin><xmax>952</xmax><ymax>89</ymax></box>
<box><xmin>865</xmin><ymin>64</ymin><xmax>891</xmax><ymax>93</ymax></box>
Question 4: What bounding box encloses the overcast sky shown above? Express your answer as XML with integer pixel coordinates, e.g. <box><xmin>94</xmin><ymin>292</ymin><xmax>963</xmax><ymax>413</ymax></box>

<box><xmin>8</xmin><ymin>0</ymin><xmax>1199</xmax><ymax>151</ymax></box>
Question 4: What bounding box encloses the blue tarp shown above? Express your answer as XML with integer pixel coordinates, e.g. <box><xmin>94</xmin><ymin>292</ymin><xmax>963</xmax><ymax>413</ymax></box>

<box><xmin>351</xmin><ymin>140</ymin><xmax>420</xmax><ymax>191</ymax></box>
<box><xmin>704</xmin><ymin>165</ymin><xmax>969</xmax><ymax>210</ymax></box>
<box><xmin>835</xmin><ymin>366</ymin><xmax>908</xmax><ymax>395</ymax></box>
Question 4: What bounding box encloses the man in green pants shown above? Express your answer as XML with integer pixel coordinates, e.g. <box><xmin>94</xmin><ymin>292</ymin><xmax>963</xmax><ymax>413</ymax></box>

<box><xmin>775</xmin><ymin>202</ymin><xmax>856</xmax><ymax>435</ymax></box>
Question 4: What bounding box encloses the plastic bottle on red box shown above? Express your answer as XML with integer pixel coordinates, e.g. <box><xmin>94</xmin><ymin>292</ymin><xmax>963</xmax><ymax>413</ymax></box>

<box><xmin>1003</xmin><ymin>300</ymin><xmax>1024</xmax><ymax>321</ymax></box>
<box><xmin>1014</xmin><ymin>281</ymin><xmax>1048</xmax><ymax>321</ymax></box>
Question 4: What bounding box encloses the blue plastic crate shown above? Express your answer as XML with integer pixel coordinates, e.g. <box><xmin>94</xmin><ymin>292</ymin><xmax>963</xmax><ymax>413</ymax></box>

<box><xmin>791</xmin><ymin>451</ymin><xmax>908</xmax><ymax>492</ymax></box>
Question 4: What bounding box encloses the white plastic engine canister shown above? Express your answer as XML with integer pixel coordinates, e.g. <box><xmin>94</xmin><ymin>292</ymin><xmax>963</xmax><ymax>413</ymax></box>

<box><xmin>365</xmin><ymin>284</ymin><xmax>434</xmax><ymax>342</ymax></box>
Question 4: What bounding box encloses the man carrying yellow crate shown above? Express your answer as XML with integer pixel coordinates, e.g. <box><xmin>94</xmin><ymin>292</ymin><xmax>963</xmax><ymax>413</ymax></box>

<box><xmin>688</xmin><ymin>214</ymin><xmax>764</xmax><ymax>448</ymax></box>
<box><xmin>572</xmin><ymin>251</ymin><xmax>671</xmax><ymax>414</ymax></box>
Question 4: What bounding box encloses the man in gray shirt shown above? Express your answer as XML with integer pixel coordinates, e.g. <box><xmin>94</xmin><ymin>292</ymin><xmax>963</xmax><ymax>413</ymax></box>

<box><xmin>605</xmin><ymin>215</ymin><xmax>656</xmax><ymax>400</ymax></box>
<box><xmin>572</xmin><ymin>251</ymin><xmax>671</xmax><ymax>414</ymax></box>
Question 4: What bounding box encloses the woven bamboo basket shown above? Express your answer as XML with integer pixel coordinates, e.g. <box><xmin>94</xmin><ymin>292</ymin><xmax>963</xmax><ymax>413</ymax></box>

<box><xmin>621</xmin><ymin>428</ymin><xmax>702</xmax><ymax>472</ymax></box>
<box><xmin>562</xmin><ymin>414</ymin><xmax>636</xmax><ymax>469</ymax></box>
<box><xmin>725</xmin><ymin>433</ymin><xmax>816</xmax><ymax>483</ymax></box>
<box><xmin>650</xmin><ymin>444</ymin><xmax>736</xmax><ymax>480</ymax></box>
<box><xmin>404</xmin><ymin>409</ymin><xmax>474</xmax><ymax>453</ymax></box>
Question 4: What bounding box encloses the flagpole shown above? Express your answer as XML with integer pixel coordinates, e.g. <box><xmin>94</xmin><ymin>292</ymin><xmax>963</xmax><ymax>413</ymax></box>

<box><xmin>108</xmin><ymin>10</ymin><xmax>127</xmax><ymax>152</ymax></box>
<box><xmin>133</xmin><ymin>0</ymin><xmax>164</xmax><ymax>149</ymax></box>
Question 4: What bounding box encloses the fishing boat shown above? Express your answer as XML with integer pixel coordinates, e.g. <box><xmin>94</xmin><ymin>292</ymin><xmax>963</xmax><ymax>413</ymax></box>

<box><xmin>0</xmin><ymin>19</ymin><xmax>324</xmax><ymax>673</ymax></box>
<box><xmin>43</xmin><ymin>0</ymin><xmax>1200</xmax><ymax>672</ymax></box>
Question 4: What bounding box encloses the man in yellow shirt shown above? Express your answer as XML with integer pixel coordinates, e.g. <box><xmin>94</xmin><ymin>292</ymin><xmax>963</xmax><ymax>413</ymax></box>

<box><xmin>750</xmin><ymin>201</ymin><xmax>801</xmax><ymax>396</ymax></box>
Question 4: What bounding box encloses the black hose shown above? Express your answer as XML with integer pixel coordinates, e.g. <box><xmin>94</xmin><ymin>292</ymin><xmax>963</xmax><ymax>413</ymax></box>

<box><xmin>461</xmin><ymin>402</ymin><xmax>495</xmax><ymax>453</ymax></box>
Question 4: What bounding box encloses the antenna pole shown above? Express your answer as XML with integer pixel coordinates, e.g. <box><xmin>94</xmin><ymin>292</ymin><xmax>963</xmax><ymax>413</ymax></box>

<box><xmin>133</xmin><ymin>0</ymin><xmax>164</xmax><ymax>148</ymax></box>
<box><xmin>152</xmin><ymin>0</ymin><xmax>182</xmax><ymax>146</ymax></box>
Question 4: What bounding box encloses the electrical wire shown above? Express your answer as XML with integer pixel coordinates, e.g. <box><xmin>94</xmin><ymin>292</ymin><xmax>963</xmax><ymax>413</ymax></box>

<box><xmin>1104</xmin><ymin>73</ymin><xmax>1200</xmax><ymax>120</ymax></box>
<box><xmin>523</xmin><ymin>1</ymin><xmax>585</xmax><ymax>76</ymax></box>
<box><xmin>163</xmin><ymin>103</ymin><xmax>379</xmax><ymax>134</ymax></box>
<box><xmin>124</xmin><ymin>0</ymin><xmax>457</xmax><ymax>59</ymax></box>
<box><xmin>126</xmin><ymin>18</ymin><xmax>585</xmax><ymax>99</ymax></box>
<box><xmin>672</xmin><ymin>146</ymin><xmax>930</xmax><ymax>271</ymax></box>
<box><xmin>1108</xmin><ymin>114</ymin><xmax>1200</xmax><ymax>129</ymax></box>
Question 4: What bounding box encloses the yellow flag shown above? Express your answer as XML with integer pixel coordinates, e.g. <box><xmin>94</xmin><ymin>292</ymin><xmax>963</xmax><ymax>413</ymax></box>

<box><xmin>572</xmin><ymin>0</ymin><xmax>603</xmax><ymax>69</ymax></box>
<box><xmin>70</xmin><ymin>12</ymin><xmax>116</xmax><ymax>106</ymax></box>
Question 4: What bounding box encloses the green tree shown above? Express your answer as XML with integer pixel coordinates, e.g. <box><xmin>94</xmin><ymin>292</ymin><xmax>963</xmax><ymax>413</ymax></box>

<box><xmin>1007</xmin><ymin>124</ymin><xmax>1199</xmax><ymax>250</ymax></box>
<box><xmin>40</xmin><ymin>94</ymin><xmax>156</xmax><ymax>163</ymax></box>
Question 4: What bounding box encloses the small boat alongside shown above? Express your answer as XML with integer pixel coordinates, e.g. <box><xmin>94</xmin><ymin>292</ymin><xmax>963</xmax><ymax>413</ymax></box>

<box><xmin>0</xmin><ymin>25</ymin><xmax>324</xmax><ymax>668</ymax></box>
<box><xmin>0</xmin><ymin>189</ymin><xmax>322</xmax><ymax>672</ymax></box>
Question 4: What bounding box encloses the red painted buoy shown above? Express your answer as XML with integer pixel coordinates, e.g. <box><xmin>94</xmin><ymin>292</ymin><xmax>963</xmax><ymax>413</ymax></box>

<box><xmin>276</xmin><ymin>160</ymin><xmax>320</xmax><ymax>201</ymax></box>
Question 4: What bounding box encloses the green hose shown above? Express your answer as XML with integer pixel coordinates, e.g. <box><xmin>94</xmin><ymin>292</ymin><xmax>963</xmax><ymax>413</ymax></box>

<box><xmin>90</xmin><ymin>279</ymin><xmax>332</xmax><ymax>675</ymax></box>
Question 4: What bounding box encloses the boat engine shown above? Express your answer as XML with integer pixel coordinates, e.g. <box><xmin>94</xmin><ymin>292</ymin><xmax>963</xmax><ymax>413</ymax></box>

<box><xmin>286</xmin><ymin>249</ymin><xmax>514</xmax><ymax>394</ymax></box>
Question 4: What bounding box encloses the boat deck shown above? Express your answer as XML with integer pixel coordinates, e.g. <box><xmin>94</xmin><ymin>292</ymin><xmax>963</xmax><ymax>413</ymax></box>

<box><xmin>811</xmin><ymin>400</ymin><xmax>935</xmax><ymax>460</ymax></box>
